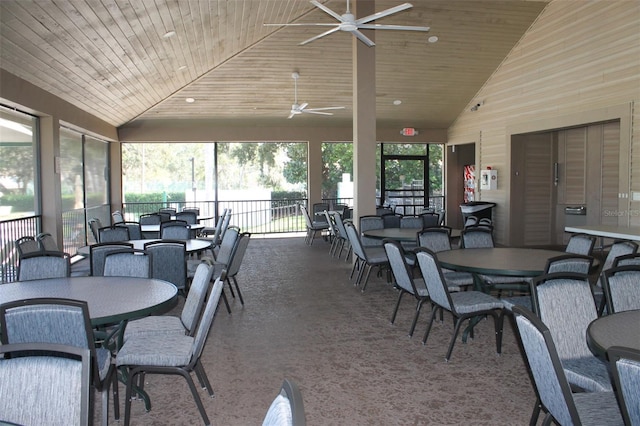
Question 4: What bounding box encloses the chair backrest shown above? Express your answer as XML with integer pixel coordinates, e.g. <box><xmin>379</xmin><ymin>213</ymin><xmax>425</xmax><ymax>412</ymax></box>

<box><xmin>415</xmin><ymin>248</ymin><xmax>454</xmax><ymax>313</ymax></box>
<box><xmin>98</xmin><ymin>225</ymin><xmax>130</xmax><ymax>243</ymax></box>
<box><xmin>180</xmin><ymin>262</ymin><xmax>215</xmax><ymax>334</ymax></box>
<box><xmin>512</xmin><ymin>306</ymin><xmax>581</xmax><ymax>426</ymax></box>
<box><xmin>312</xmin><ymin>203</ymin><xmax>329</xmax><ymax>222</ymax></box>
<box><xmin>0</xmin><ymin>342</ymin><xmax>91</xmax><ymax>426</ymax></box>
<box><xmin>15</xmin><ymin>236</ymin><xmax>40</xmax><ymax>257</ymax></box>
<box><xmin>460</xmin><ymin>227</ymin><xmax>495</xmax><ymax>248</ymax></box>
<box><xmin>323</xmin><ymin>210</ymin><xmax>337</xmax><ymax>238</ymax></box>
<box><xmin>159</xmin><ymin>207</ymin><xmax>177</xmax><ymax>216</ymax></box>
<box><xmin>176</xmin><ymin>211</ymin><xmax>197</xmax><ymax>225</ymax></box>
<box><xmin>103</xmin><ymin>248</ymin><xmax>151</xmax><ymax>278</ymax></box>
<box><xmin>344</xmin><ymin>222</ymin><xmax>367</xmax><ymax>261</ymax></box>
<box><xmin>88</xmin><ymin>218</ymin><xmax>103</xmax><ymax>243</ymax></box>
<box><xmin>544</xmin><ymin>253</ymin><xmax>593</xmax><ymax>275</ymax></box>
<box><xmin>36</xmin><ymin>232</ymin><xmax>59</xmax><ymax>251</ymax></box>
<box><xmin>18</xmin><ymin>251</ymin><xmax>70</xmax><ymax>281</ymax></box>
<box><xmin>603</xmin><ymin>265</ymin><xmax>640</xmax><ymax>313</ymax></box>
<box><xmin>331</xmin><ymin>210</ymin><xmax>348</xmax><ymax>240</ymax></box>
<box><xmin>111</xmin><ymin>210</ymin><xmax>124</xmax><ymax>224</ymax></box>
<box><xmin>613</xmin><ymin>253</ymin><xmax>640</xmax><ymax>267</ymax></box>
<box><xmin>532</xmin><ymin>272</ymin><xmax>597</xmax><ymax>359</ymax></box>
<box><xmin>157</xmin><ymin>211</ymin><xmax>172</xmax><ymax>222</ymax></box>
<box><xmin>419</xmin><ymin>212</ymin><xmax>440</xmax><ymax>228</ymax></box>
<box><xmin>608</xmin><ymin>346</ymin><xmax>640</xmax><ymax>426</ymax></box>
<box><xmin>299</xmin><ymin>204</ymin><xmax>313</xmax><ymax>228</ymax></box>
<box><xmin>381</xmin><ymin>213</ymin><xmax>402</xmax><ymax>228</ymax></box>
<box><xmin>463</xmin><ymin>215</ymin><xmax>478</xmax><ymax>228</ymax></box>
<box><xmin>227</xmin><ymin>232</ymin><xmax>251</xmax><ymax>278</ymax></box>
<box><xmin>188</xmin><ymin>276</ymin><xmax>225</xmax><ymax>368</ymax></box>
<box><xmin>144</xmin><ymin>240</ymin><xmax>187</xmax><ymax>292</ymax></box>
<box><xmin>400</xmin><ymin>215</ymin><xmax>423</xmax><ymax>229</ymax></box>
<box><xmin>359</xmin><ymin>215</ymin><xmax>384</xmax><ymax>247</ymax></box>
<box><xmin>182</xmin><ymin>207</ymin><xmax>200</xmax><ymax>214</ymax></box>
<box><xmin>417</xmin><ymin>227</ymin><xmax>452</xmax><ymax>252</ymax></box>
<box><xmin>216</xmin><ymin>226</ymin><xmax>241</xmax><ymax>265</ymax></box>
<box><xmin>597</xmin><ymin>240</ymin><xmax>638</xmax><ymax>288</ymax></box>
<box><xmin>262</xmin><ymin>379</ymin><xmax>306</xmax><ymax>426</ymax></box>
<box><xmin>116</xmin><ymin>221</ymin><xmax>142</xmax><ymax>240</ymax></box>
<box><xmin>160</xmin><ymin>220</ymin><xmax>191</xmax><ymax>239</ymax></box>
<box><xmin>565</xmin><ymin>233</ymin><xmax>596</xmax><ymax>256</ymax></box>
<box><xmin>218</xmin><ymin>208</ymin><xmax>233</xmax><ymax>242</ymax></box>
<box><xmin>139</xmin><ymin>213</ymin><xmax>161</xmax><ymax>225</ymax></box>
<box><xmin>89</xmin><ymin>242</ymin><xmax>133</xmax><ymax>276</ymax></box>
<box><xmin>376</xmin><ymin>207</ymin><xmax>393</xmax><ymax>216</ymax></box>
<box><xmin>383</xmin><ymin>239</ymin><xmax>419</xmax><ymax>295</ymax></box>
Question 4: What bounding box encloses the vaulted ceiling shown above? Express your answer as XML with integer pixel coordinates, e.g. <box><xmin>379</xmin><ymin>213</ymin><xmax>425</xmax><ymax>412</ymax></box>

<box><xmin>0</xmin><ymin>0</ymin><xmax>548</xmax><ymax>129</ymax></box>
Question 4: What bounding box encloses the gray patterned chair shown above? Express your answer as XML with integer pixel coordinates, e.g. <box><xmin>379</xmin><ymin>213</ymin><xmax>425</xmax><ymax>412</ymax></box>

<box><xmin>223</xmin><ymin>232</ymin><xmax>251</xmax><ymax>306</ymax></box>
<box><xmin>415</xmin><ymin>248</ymin><xmax>504</xmax><ymax>361</ymax></box>
<box><xmin>359</xmin><ymin>215</ymin><xmax>384</xmax><ymax>247</ymax></box>
<box><xmin>565</xmin><ymin>233</ymin><xmax>596</xmax><ymax>256</ymax></box>
<box><xmin>144</xmin><ymin>240</ymin><xmax>187</xmax><ymax>294</ymax></box>
<box><xmin>300</xmin><ymin>204</ymin><xmax>329</xmax><ymax>245</ymax></box>
<box><xmin>330</xmin><ymin>210</ymin><xmax>351</xmax><ymax>260</ymax></box>
<box><xmin>532</xmin><ymin>273</ymin><xmax>613</xmax><ymax>394</ymax></box>
<box><xmin>36</xmin><ymin>232</ymin><xmax>59</xmax><ymax>251</ymax></box>
<box><xmin>15</xmin><ymin>235</ymin><xmax>40</xmax><ymax>257</ymax></box>
<box><xmin>88</xmin><ymin>218</ymin><xmax>103</xmax><ymax>243</ymax></box>
<box><xmin>160</xmin><ymin>220</ymin><xmax>190</xmax><ymax>239</ymax></box>
<box><xmin>344</xmin><ymin>222</ymin><xmax>389</xmax><ymax>291</ymax></box>
<box><xmin>116</xmin><ymin>277</ymin><xmax>224</xmax><ymax>426</ymax></box>
<box><xmin>602</xmin><ymin>265</ymin><xmax>640</xmax><ymax>313</ymax></box>
<box><xmin>111</xmin><ymin>210</ymin><xmax>125</xmax><ymax>224</ymax></box>
<box><xmin>89</xmin><ymin>242</ymin><xmax>134</xmax><ymax>276</ymax></box>
<box><xmin>103</xmin><ymin>248</ymin><xmax>151</xmax><ymax>278</ymax></box>
<box><xmin>115</xmin><ymin>221</ymin><xmax>143</xmax><ymax>240</ymax></box>
<box><xmin>263</xmin><ymin>379</ymin><xmax>306</xmax><ymax>426</ymax></box>
<box><xmin>0</xmin><ymin>342</ymin><xmax>91</xmax><ymax>426</ymax></box>
<box><xmin>593</xmin><ymin>240</ymin><xmax>638</xmax><ymax>314</ymax></box>
<box><xmin>17</xmin><ymin>250</ymin><xmax>71</xmax><ymax>281</ymax></box>
<box><xmin>123</xmin><ymin>262</ymin><xmax>215</xmax><ymax>342</ymax></box>
<box><xmin>416</xmin><ymin>227</ymin><xmax>475</xmax><ymax>288</ymax></box>
<box><xmin>0</xmin><ymin>298</ymin><xmax>117</xmax><ymax>426</ymax></box>
<box><xmin>608</xmin><ymin>346</ymin><xmax>640</xmax><ymax>426</ymax></box>
<box><xmin>512</xmin><ymin>306</ymin><xmax>623</xmax><ymax>426</ymax></box>
<box><xmin>139</xmin><ymin>213</ymin><xmax>161</xmax><ymax>238</ymax></box>
<box><xmin>98</xmin><ymin>225</ymin><xmax>130</xmax><ymax>243</ymax></box>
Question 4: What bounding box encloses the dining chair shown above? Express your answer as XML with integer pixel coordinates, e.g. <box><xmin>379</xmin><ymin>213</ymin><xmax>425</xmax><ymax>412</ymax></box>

<box><xmin>158</xmin><ymin>207</ymin><xmax>176</xmax><ymax>216</ymax></box>
<box><xmin>593</xmin><ymin>240</ymin><xmax>638</xmax><ymax>315</ymax></box>
<box><xmin>565</xmin><ymin>233</ymin><xmax>596</xmax><ymax>256</ymax></box>
<box><xmin>608</xmin><ymin>346</ymin><xmax>640</xmax><ymax>426</ymax></box>
<box><xmin>160</xmin><ymin>220</ymin><xmax>191</xmax><ymax>239</ymax></box>
<box><xmin>613</xmin><ymin>252</ymin><xmax>640</xmax><ymax>267</ymax></box>
<box><xmin>511</xmin><ymin>306</ymin><xmax>623</xmax><ymax>426</ymax></box>
<box><xmin>263</xmin><ymin>379</ymin><xmax>306</xmax><ymax>426</ymax></box>
<box><xmin>111</xmin><ymin>210</ymin><xmax>125</xmax><ymax>224</ymax></box>
<box><xmin>330</xmin><ymin>210</ymin><xmax>351</xmax><ymax>260</ymax></box>
<box><xmin>176</xmin><ymin>211</ymin><xmax>198</xmax><ymax>237</ymax></box>
<box><xmin>312</xmin><ymin>202</ymin><xmax>329</xmax><ymax>224</ymax></box>
<box><xmin>602</xmin><ymin>265</ymin><xmax>640</xmax><ymax>313</ymax></box>
<box><xmin>415</xmin><ymin>227</ymin><xmax>475</xmax><ymax>288</ymax></box>
<box><xmin>89</xmin><ymin>242</ymin><xmax>134</xmax><ymax>276</ymax></box>
<box><xmin>17</xmin><ymin>250</ymin><xmax>71</xmax><ymax>281</ymax></box>
<box><xmin>344</xmin><ymin>221</ymin><xmax>389</xmax><ymax>291</ymax></box>
<box><xmin>116</xmin><ymin>277</ymin><xmax>224</xmax><ymax>426</ymax></box>
<box><xmin>201</xmin><ymin>207</ymin><xmax>228</xmax><ymax>241</ymax></box>
<box><xmin>419</xmin><ymin>212</ymin><xmax>440</xmax><ymax>228</ymax></box>
<box><xmin>400</xmin><ymin>215</ymin><xmax>423</xmax><ymax>229</ymax></box>
<box><xmin>15</xmin><ymin>235</ymin><xmax>40</xmax><ymax>257</ymax></box>
<box><xmin>300</xmin><ymin>204</ymin><xmax>328</xmax><ymax>245</ymax></box>
<box><xmin>123</xmin><ymin>263</ymin><xmax>216</xmax><ymax>343</ymax></box>
<box><xmin>182</xmin><ymin>206</ymin><xmax>200</xmax><ymax>214</ymax></box>
<box><xmin>157</xmin><ymin>211</ymin><xmax>172</xmax><ymax>222</ymax></box>
<box><xmin>381</xmin><ymin>213</ymin><xmax>402</xmax><ymax>228</ymax></box>
<box><xmin>323</xmin><ymin>210</ymin><xmax>339</xmax><ymax>255</ymax></box>
<box><xmin>414</xmin><ymin>248</ymin><xmax>504</xmax><ymax>361</ymax></box>
<box><xmin>0</xmin><ymin>342</ymin><xmax>91</xmax><ymax>426</ymax></box>
<box><xmin>36</xmin><ymin>232</ymin><xmax>59</xmax><ymax>251</ymax></box>
<box><xmin>144</xmin><ymin>240</ymin><xmax>187</xmax><ymax>295</ymax></box>
<box><xmin>223</xmin><ymin>232</ymin><xmax>251</xmax><ymax>306</ymax></box>
<box><xmin>103</xmin><ymin>248</ymin><xmax>152</xmax><ymax>278</ymax></box>
<box><xmin>359</xmin><ymin>215</ymin><xmax>384</xmax><ymax>247</ymax></box>
<box><xmin>115</xmin><ymin>221</ymin><xmax>143</xmax><ymax>240</ymax></box>
<box><xmin>88</xmin><ymin>218</ymin><xmax>103</xmax><ymax>243</ymax></box>
<box><xmin>0</xmin><ymin>298</ymin><xmax>118</xmax><ymax>426</ymax></box>
<box><xmin>98</xmin><ymin>225</ymin><xmax>130</xmax><ymax>243</ymax></box>
<box><xmin>207</xmin><ymin>226</ymin><xmax>240</xmax><ymax>273</ymax></box>
<box><xmin>532</xmin><ymin>272</ymin><xmax>613</xmax><ymax>394</ymax></box>
<box><xmin>139</xmin><ymin>213</ymin><xmax>162</xmax><ymax>238</ymax></box>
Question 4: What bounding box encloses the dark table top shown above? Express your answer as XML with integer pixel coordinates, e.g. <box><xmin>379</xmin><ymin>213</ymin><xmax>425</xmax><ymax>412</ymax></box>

<box><xmin>436</xmin><ymin>247</ymin><xmax>568</xmax><ymax>277</ymax></box>
<box><xmin>0</xmin><ymin>276</ymin><xmax>178</xmax><ymax>327</ymax></box>
<box><xmin>77</xmin><ymin>238</ymin><xmax>211</xmax><ymax>256</ymax></box>
<box><xmin>586</xmin><ymin>309</ymin><xmax>640</xmax><ymax>358</ymax></box>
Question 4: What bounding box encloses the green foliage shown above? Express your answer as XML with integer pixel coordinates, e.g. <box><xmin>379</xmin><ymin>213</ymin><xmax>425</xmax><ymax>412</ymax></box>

<box><xmin>0</xmin><ymin>194</ymin><xmax>35</xmax><ymax>211</ymax></box>
<box><xmin>124</xmin><ymin>192</ymin><xmax>186</xmax><ymax>203</ymax></box>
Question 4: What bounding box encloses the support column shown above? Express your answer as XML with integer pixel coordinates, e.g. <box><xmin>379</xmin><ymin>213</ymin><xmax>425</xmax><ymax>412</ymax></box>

<box><xmin>352</xmin><ymin>0</ymin><xmax>377</xmax><ymax>222</ymax></box>
<box><xmin>307</xmin><ymin>137</ymin><xmax>323</xmax><ymax>207</ymax></box>
<box><xmin>39</xmin><ymin>116</ymin><xmax>63</xmax><ymax>244</ymax></box>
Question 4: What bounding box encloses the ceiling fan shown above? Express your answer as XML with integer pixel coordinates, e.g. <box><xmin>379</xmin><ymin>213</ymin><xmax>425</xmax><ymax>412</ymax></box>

<box><xmin>264</xmin><ymin>0</ymin><xmax>430</xmax><ymax>47</ymax></box>
<box><xmin>287</xmin><ymin>72</ymin><xmax>345</xmax><ymax>119</ymax></box>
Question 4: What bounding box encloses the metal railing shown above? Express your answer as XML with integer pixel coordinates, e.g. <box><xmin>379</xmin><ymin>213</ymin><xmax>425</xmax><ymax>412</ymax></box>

<box><xmin>0</xmin><ymin>215</ymin><xmax>40</xmax><ymax>283</ymax></box>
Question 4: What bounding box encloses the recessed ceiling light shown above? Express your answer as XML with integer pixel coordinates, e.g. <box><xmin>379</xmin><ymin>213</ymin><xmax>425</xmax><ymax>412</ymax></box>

<box><xmin>185</xmin><ymin>98</ymin><xmax>195</xmax><ymax>103</ymax></box>
<box><xmin>393</xmin><ymin>100</ymin><xmax>402</xmax><ymax>106</ymax></box>
<box><xmin>163</xmin><ymin>31</ymin><xmax>176</xmax><ymax>39</ymax></box>
<box><xmin>428</xmin><ymin>36</ymin><xmax>439</xmax><ymax>43</ymax></box>
<box><xmin>178</xmin><ymin>65</ymin><xmax>187</xmax><ymax>71</ymax></box>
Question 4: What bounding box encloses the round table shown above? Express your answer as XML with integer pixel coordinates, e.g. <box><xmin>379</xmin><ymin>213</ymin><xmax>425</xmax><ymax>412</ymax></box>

<box><xmin>586</xmin><ymin>309</ymin><xmax>640</xmax><ymax>358</ymax></box>
<box><xmin>363</xmin><ymin>228</ymin><xmax>462</xmax><ymax>243</ymax></box>
<box><xmin>436</xmin><ymin>247</ymin><xmax>567</xmax><ymax>277</ymax></box>
<box><xmin>0</xmin><ymin>276</ymin><xmax>178</xmax><ymax>327</ymax></box>
<box><xmin>77</xmin><ymin>238</ymin><xmax>211</xmax><ymax>257</ymax></box>
<box><xmin>140</xmin><ymin>223</ymin><xmax>205</xmax><ymax>233</ymax></box>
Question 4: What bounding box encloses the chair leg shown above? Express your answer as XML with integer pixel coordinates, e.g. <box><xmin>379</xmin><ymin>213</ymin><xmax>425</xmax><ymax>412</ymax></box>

<box><xmin>360</xmin><ymin>265</ymin><xmax>373</xmax><ymax>291</ymax></box>
<box><xmin>445</xmin><ymin>317</ymin><xmax>465</xmax><ymax>361</ymax></box>
<box><xmin>495</xmin><ymin>311</ymin><xmax>504</xmax><ymax>355</ymax></box>
<box><xmin>111</xmin><ymin>370</ymin><xmax>120</xmax><ymax>421</ymax></box>
<box><xmin>422</xmin><ymin>305</ymin><xmax>439</xmax><ymax>345</ymax></box>
<box><xmin>178</xmin><ymin>369</ymin><xmax>211</xmax><ymax>426</ymax></box>
<box><xmin>194</xmin><ymin>360</ymin><xmax>214</xmax><ymax>396</ymax></box>
<box><xmin>409</xmin><ymin>299</ymin><xmax>426</xmax><ymax>337</ymax></box>
<box><xmin>232</xmin><ymin>276</ymin><xmax>244</xmax><ymax>305</ymax></box>
<box><xmin>221</xmin><ymin>289</ymin><xmax>232</xmax><ymax>314</ymax></box>
<box><xmin>349</xmin><ymin>258</ymin><xmax>359</xmax><ymax>280</ymax></box>
<box><xmin>391</xmin><ymin>290</ymin><xmax>405</xmax><ymax>324</ymax></box>
<box><xmin>529</xmin><ymin>397</ymin><xmax>542</xmax><ymax>426</ymax></box>
<box><xmin>225</xmin><ymin>277</ymin><xmax>236</xmax><ymax>298</ymax></box>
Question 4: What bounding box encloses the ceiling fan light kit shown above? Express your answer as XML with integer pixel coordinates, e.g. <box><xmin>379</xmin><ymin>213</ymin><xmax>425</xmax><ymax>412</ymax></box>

<box><xmin>264</xmin><ymin>0</ymin><xmax>430</xmax><ymax>47</ymax></box>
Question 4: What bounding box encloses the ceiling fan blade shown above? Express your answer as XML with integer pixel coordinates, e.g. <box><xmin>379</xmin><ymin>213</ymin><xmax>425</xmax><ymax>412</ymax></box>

<box><xmin>299</xmin><ymin>26</ymin><xmax>340</xmax><ymax>45</ymax></box>
<box><xmin>303</xmin><ymin>110</ymin><xmax>334</xmax><ymax>116</ymax></box>
<box><xmin>264</xmin><ymin>23</ymin><xmax>339</xmax><ymax>27</ymax></box>
<box><xmin>355</xmin><ymin>3</ymin><xmax>413</xmax><ymax>25</ymax></box>
<box><xmin>287</xmin><ymin>111</ymin><xmax>296</xmax><ymax>119</ymax></box>
<box><xmin>310</xmin><ymin>0</ymin><xmax>345</xmax><ymax>22</ymax></box>
<box><xmin>358</xmin><ymin>24</ymin><xmax>430</xmax><ymax>32</ymax></box>
<box><xmin>298</xmin><ymin>102</ymin><xmax>309</xmax><ymax>111</ymax></box>
<box><xmin>305</xmin><ymin>106</ymin><xmax>346</xmax><ymax>111</ymax></box>
<box><xmin>351</xmin><ymin>29</ymin><xmax>376</xmax><ymax>47</ymax></box>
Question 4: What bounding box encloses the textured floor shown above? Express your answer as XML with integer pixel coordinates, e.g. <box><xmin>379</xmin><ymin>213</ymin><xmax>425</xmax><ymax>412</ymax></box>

<box><xmin>106</xmin><ymin>236</ymin><xmax>539</xmax><ymax>425</ymax></box>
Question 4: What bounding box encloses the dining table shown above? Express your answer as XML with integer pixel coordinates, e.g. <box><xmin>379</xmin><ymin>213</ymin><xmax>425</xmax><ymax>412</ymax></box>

<box><xmin>0</xmin><ymin>276</ymin><xmax>178</xmax><ymax>327</ymax></box>
<box><xmin>363</xmin><ymin>227</ymin><xmax>462</xmax><ymax>242</ymax></box>
<box><xmin>586</xmin><ymin>309</ymin><xmax>640</xmax><ymax>358</ymax></box>
<box><xmin>140</xmin><ymin>223</ymin><xmax>205</xmax><ymax>234</ymax></box>
<box><xmin>77</xmin><ymin>238</ymin><xmax>211</xmax><ymax>257</ymax></box>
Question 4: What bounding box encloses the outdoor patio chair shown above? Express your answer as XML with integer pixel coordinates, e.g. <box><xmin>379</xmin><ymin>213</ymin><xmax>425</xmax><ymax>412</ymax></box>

<box><xmin>300</xmin><ymin>204</ymin><xmax>328</xmax><ymax>245</ymax></box>
<box><xmin>160</xmin><ymin>220</ymin><xmax>190</xmax><ymax>239</ymax></box>
<box><xmin>345</xmin><ymin>221</ymin><xmax>389</xmax><ymax>292</ymax></box>
<box><xmin>17</xmin><ymin>250</ymin><xmax>71</xmax><ymax>281</ymax></box>
<box><xmin>330</xmin><ymin>210</ymin><xmax>351</xmax><ymax>260</ymax></box>
<box><xmin>15</xmin><ymin>235</ymin><xmax>40</xmax><ymax>257</ymax></box>
<box><xmin>593</xmin><ymin>240</ymin><xmax>638</xmax><ymax>314</ymax></box>
<box><xmin>565</xmin><ymin>233</ymin><xmax>596</xmax><ymax>256</ymax></box>
<box><xmin>103</xmin><ymin>248</ymin><xmax>151</xmax><ymax>278</ymax></box>
<box><xmin>602</xmin><ymin>265</ymin><xmax>640</xmax><ymax>313</ymax></box>
<box><xmin>608</xmin><ymin>346</ymin><xmax>640</xmax><ymax>426</ymax></box>
<box><xmin>224</xmin><ymin>232</ymin><xmax>251</xmax><ymax>306</ymax></box>
<box><xmin>89</xmin><ymin>242</ymin><xmax>133</xmax><ymax>276</ymax></box>
<box><xmin>36</xmin><ymin>232</ymin><xmax>59</xmax><ymax>251</ymax></box>
<box><xmin>111</xmin><ymin>210</ymin><xmax>124</xmax><ymax>224</ymax></box>
<box><xmin>117</xmin><ymin>278</ymin><xmax>224</xmax><ymax>426</ymax></box>
<box><xmin>88</xmin><ymin>218</ymin><xmax>103</xmax><ymax>243</ymax></box>
<box><xmin>139</xmin><ymin>213</ymin><xmax>162</xmax><ymax>238</ymax></box>
<box><xmin>144</xmin><ymin>240</ymin><xmax>188</xmax><ymax>295</ymax></box>
<box><xmin>98</xmin><ymin>225</ymin><xmax>130</xmax><ymax>243</ymax></box>
<box><xmin>419</xmin><ymin>212</ymin><xmax>440</xmax><ymax>228</ymax></box>
<box><xmin>115</xmin><ymin>221</ymin><xmax>143</xmax><ymax>240</ymax></box>
<box><xmin>359</xmin><ymin>215</ymin><xmax>384</xmax><ymax>247</ymax></box>
<box><xmin>263</xmin><ymin>379</ymin><xmax>306</xmax><ymax>426</ymax></box>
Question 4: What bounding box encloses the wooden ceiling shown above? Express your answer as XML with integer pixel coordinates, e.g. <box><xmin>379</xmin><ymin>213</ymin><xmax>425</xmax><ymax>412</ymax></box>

<box><xmin>0</xmin><ymin>0</ymin><xmax>549</xmax><ymax>129</ymax></box>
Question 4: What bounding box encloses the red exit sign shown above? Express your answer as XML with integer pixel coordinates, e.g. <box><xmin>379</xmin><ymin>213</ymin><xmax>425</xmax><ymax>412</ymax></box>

<box><xmin>401</xmin><ymin>127</ymin><xmax>418</xmax><ymax>136</ymax></box>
